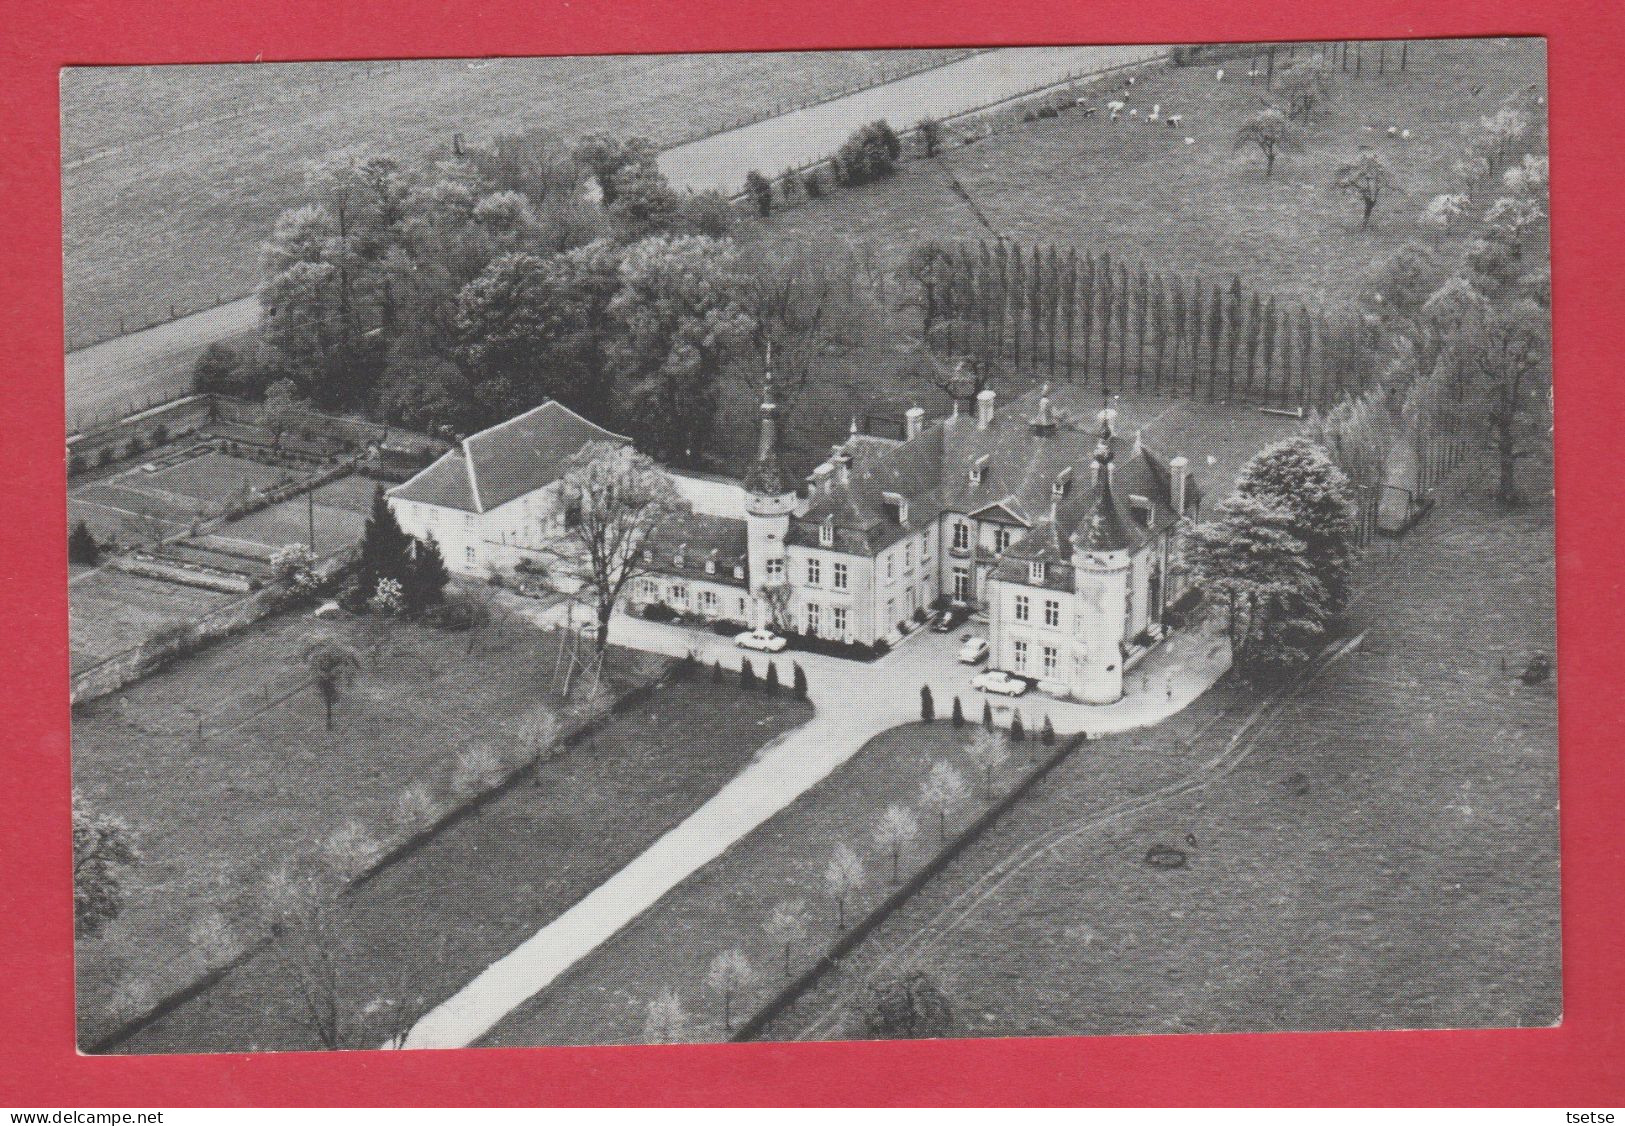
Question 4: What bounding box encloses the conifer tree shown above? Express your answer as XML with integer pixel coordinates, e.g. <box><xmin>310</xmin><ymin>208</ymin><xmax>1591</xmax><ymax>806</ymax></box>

<box><xmin>403</xmin><ymin>534</ymin><xmax>450</xmax><ymax>615</ymax></box>
<box><xmin>356</xmin><ymin>483</ymin><xmax>415</xmax><ymax>600</ymax></box>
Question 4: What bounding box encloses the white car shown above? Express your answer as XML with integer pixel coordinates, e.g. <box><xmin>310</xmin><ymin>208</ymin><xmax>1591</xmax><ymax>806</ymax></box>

<box><xmin>957</xmin><ymin>636</ymin><xmax>990</xmax><ymax>664</ymax></box>
<box><xmin>971</xmin><ymin>669</ymin><xmax>1030</xmax><ymax>697</ymax></box>
<box><xmin>735</xmin><ymin>628</ymin><xmax>788</xmax><ymax>653</ymax></box>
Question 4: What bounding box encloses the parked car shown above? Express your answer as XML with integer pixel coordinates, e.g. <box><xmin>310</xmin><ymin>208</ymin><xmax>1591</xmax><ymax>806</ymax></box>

<box><xmin>930</xmin><ymin>605</ymin><xmax>967</xmax><ymax>632</ymax></box>
<box><xmin>957</xmin><ymin>636</ymin><xmax>990</xmax><ymax>664</ymax></box>
<box><xmin>971</xmin><ymin>669</ymin><xmax>1029</xmax><ymax>696</ymax></box>
<box><xmin>735</xmin><ymin>628</ymin><xmax>788</xmax><ymax>653</ymax></box>
<box><xmin>1037</xmin><ymin>678</ymin><xmax>1073</xmax><ymax>701</ymax></box>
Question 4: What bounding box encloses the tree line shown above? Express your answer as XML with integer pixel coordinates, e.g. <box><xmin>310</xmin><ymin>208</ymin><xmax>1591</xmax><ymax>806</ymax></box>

<box><xmin>905</xmin><ymin>238</ymin><xmax>1385</xmax><ymax>411</ymax></box>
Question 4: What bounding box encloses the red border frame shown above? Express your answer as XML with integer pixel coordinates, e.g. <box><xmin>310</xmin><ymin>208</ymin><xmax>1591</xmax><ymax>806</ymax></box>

<box><xmin>5</xmin><ymin>0</ymin><xmax>1622</xmax><ymax>1106</ymax></box>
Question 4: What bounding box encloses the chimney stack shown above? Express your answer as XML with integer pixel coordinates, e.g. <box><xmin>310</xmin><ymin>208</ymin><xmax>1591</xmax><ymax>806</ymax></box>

<box><xmin>905</xmin><ymin>405</ymin><xmax>926</xmax><ymax>440</ymax></box>
<box><xmin>1170</xmin><ymin>455</ymin><xmax>1188</xmax><ymax>517</ymax></box>
<box><xmin>976</xmin><ymin>388</ymin><xmax>997</xmax><ymax>430</ymax></box>
<box><xmin>835</xmin><ymin>451</ymin><xmax>853</xmax><ymax>487</ymax></box>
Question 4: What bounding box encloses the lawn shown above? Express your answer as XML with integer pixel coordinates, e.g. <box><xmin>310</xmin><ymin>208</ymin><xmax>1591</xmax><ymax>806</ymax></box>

<box><xmin>758</xmin><ymin>38</ymin><xmax>1546</xmax><ymax>311</ymax></box>
<box><xmin>72</xmin><ymin>604</ymin><xmax>671</xmax><ymax>1045</ymax></box>
<box><xmin>759</xmin><ymin>459</ymin><xmax>1558</xmax><ymax>1041</ymax></box>
<box><xmin>62</xmin><ymin>49</ymin><xmax>969</xmax><ymax>345</ymax></box>
<box><xmin>102</xmin><ymin>667</ymin><xmax>812</xmax><ymax>1053</ymax></box>
<box><xmin>478</xmin><ymin>717</ymin><xmax>1230</xmax><ymax>1047</ymax></box>
<box><xmin>68</xmin><ymin>569</ymin><xmax>232</xmax><ymax>664</ymax></box>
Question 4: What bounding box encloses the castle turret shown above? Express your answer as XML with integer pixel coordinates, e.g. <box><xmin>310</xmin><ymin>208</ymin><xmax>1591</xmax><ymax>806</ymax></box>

<box><xmin>744</xmin><ymin>350</ymin><xmax>797</xmax><ymax>620</ymax></box>
<box><xmin>1069</xmin><ymin>407</ymin><xmax>1138</xmax><ymax>704</ymax></box>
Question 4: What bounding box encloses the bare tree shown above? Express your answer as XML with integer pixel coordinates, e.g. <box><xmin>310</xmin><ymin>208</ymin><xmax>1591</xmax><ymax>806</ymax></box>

<box><xmin>1233</xmin><ymin>107</ymin><xmax>1301</xmax><ymax>179</ymax></box>
<box><xmin>544</xmin><ymin>441</ymin><xmax>682</xmax><ymax>652</ymax></box>
<box><xmin>824</xmin><ymin>842</ymin><xmax>866</xmax><ymax>931</ymax></box>
<box><xmin>1333</xmin><ymin>151</ymin><xmax>1401</xmax><ymax>230</ymax></box>
<box><xmin>873</xmin><ymin>803</ymin><xmax>921</xmax><ymax>883</ymax></box>
<box><xmin>706</xmin><ymin>949</ymin><xmax>754</xmax><ymax>1033</ymax></box>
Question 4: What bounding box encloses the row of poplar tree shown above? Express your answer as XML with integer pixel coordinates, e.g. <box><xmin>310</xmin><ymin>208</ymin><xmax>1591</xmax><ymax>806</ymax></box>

<box><xmin>910</xmin><ymin>239</ymin><xmax>1378</xmax><ymax>411</ymax></box>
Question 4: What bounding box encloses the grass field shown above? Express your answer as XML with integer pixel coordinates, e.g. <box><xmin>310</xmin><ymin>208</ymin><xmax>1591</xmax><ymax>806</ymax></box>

<box><xmin>758</xmin><ymin>459</ymin><xmax>1558</xmax><ymax>1041</ymax></box>
<box><xmin>72</xmin><ymin>606</ymin><xmax>673</xmax><ymax>1044</ymax></box>
<box><xmin>758</xmin><ymin>38</ymin><xmax>1546</xmax><ymax>311</ymax></box>
<box><xmin>68</xmin><ymin>569</ymin><xmax>233</xmax><ymax>666</ymax></box>
<box><xmin>103</xmin><ymin>668</ymin><xmax>811</xmax><ymax>1053</ymax></box>
<box><xmin>62</xmin><ymin>50</ymin><xmax>967</xmax><ymax>345</ymax></box>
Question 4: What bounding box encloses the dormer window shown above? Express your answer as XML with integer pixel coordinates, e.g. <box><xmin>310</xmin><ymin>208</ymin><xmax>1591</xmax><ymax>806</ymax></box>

<box><xmin>733</xmin><ymin>563</ymin><xmax>744</xmax><ymax>579</ymax></box>
<box><xmin>819</xmin><ymin>519</ymin><xmax>834</xmax><ymax>547</ymax></box>
<box><xmin>882</xmin><ymin>491</ymin><xmax>909</xmax><ymax>526</ymax></box>
<box><xmin>674</xmin><ymin>546</ymin><xmax>686</xmax><ymax>569</ymax></box>
<box><xmin>1128</xmin><ymin>494</ymin><xmax>1154</xmax><ymax>524</ymax></box>
<box><xmin>1029</xmin><ymin>560</ymin><xmax>1046</xmax><ymax>584</ymax></box>
<box><xmin>705</xmin><ymin>558</ymin><xmax>716</xmax><ymax>575</ymax></box>
<box><xmin>969</xmin><ymin>454</ymin><xmax>991</xmax><ymax>485</ymax></box>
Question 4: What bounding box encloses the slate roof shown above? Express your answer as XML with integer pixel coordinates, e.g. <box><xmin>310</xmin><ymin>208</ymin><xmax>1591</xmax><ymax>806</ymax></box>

<box><xmin>389</xmin><ymin>400</ymin><xmax>630</xmax><ymax>514</ymax></box>
<box><xmin>641</xmin><ymin>511</ymin><xmax>751</xmax><ymax>589</ymax></box>
<box><xmin>790</xmin><ymin>389</ymin><xmax>1200</xmax><ymax>560</ymax></box>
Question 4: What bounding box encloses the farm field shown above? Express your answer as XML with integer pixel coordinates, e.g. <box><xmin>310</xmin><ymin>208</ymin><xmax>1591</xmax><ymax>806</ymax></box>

<box><xmin>68</xmin><ymin>570</ymin><xmax>232</xmax><ymax>668</ymax></box>
<box><xmin>759</xmin><ymin>460</ymin><xmax>1559</xmax><ymax>1041</ymax></box>
<box><xmin>758</xmin><ymin>38</ymin><xmax>1544</xmax><ymax>312</ymax></box>
<box><xmin>101</xmin><ymin>666</ymin><xmax>811</xmax><ymax>1053</ymax></box>
<box><xmin>72</xmin><ymin>606</ymin><xmax>673</xmax><ymax>1046</ymax></box>
<box><xmin>61</xmin><ymin>49</ymin><xmax>968</xmax><ymax>347</ymax></box>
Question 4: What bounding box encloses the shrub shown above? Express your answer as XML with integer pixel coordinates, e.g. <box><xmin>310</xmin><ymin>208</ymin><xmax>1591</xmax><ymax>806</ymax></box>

<box><xmin>920</xmin><ymin>684</ymin><xmax>935</xmax><ymax>722</ymax></box>
<box><xmin>712</xmin><ymin>660</ymin><xmax>724</xmax><ymax>684</ymax></box>
<box><xmin>97</xmin><ymin>447</ymin><xmax>115</xmax><ymax>467</ymax></box>
<box><xmin>792</xmin><ymin>662</ymin><xmax>808</xmax><ymax>700</ymax></box>
<box><xmin>802</xmin><ymin>168</ymin><xmax>824</xmax><ymax>198</ymax></box>
<box><xmin>982</xmin><ymin>699</ymin><xmax>994</xmax><ymax>729</ymax></box>
<box><xmin>832</xmin><ymin>120</ymin><xmax>899</xmax><ymax>187</ymax></box>
<box><xmin>68</xmin><ymin>520</ymin><xmax>100</xmax><ymax>566</ymax></box>
<box><xmin>151</xmin><ymin>423</ymin><xmax>169</xmax><ymax>445</ymax></box>
<box><xmin>744</xmin><ymin>170</ymin><xmax>773</xmax><ymax>217</ymax></box>
<box><xmin>1010</xmin><ymin>712</ymin><xmax>1026</xmax><ymax>742</ymax></box>
<box><xmin>779</xmin><ymin>166</ymin><xmax>800</xmax><ymax>200</ymax></box>
<box><xmin>67</xmin><ymin>451</ymin><xmax>84</xmax><ymax>476</ymax></box>
<box><xmin>393</xmin><ymin>783</ymin><xmax>440</xmax><ymax>827</ymax></box>
<box><xmin>765</xmin><ymin>663</ymin><xmax>781</xmax><ymax>696</ymax></box>
<box><xmin>125</xmin><ymin>436</ymin><xmax>145</xmax><ymax>458</ymax></box>
<box><xmin>740</xmin><ymin>659</ymin><xmax>757</xmax><ymax>690</ymax></box>
<box><xmin>1041</xmin><ymin>715</ymin><xmax>1056</xmax><ymax>746</ymax></box>
<box><xmin>642</xmin><ymin>602</ymin><xmax>681</xmax><ymax>623</ymax></box>
<box><xmin>913</xmin><ymin>606</ymin><xmax>927</xmax><ymax>625</ymax></box>
<box><xmin>873</xmin><ymin>638</ymin><xmax>890</xmax><ymax>656</ymax></box>
<box><xmin>423</xmin><ymin>597</ymin><xmax>475</xmax><ymax>631</ymax></box>
<box><xmin>950</xmin><ymin>696</ymin><xmax>964</xmax><ymax>728</ymax></box>
<box><xmin>451</xmin><ymin>744</ymin><xmax>505</xmax><ymax>796</ymax></box>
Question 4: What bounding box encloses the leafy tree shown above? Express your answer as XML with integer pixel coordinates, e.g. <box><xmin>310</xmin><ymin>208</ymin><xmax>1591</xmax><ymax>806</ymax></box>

<box><xmin>260</xmin><ymin>378</ymin><xmax>306</xmax><ymax>451</ymax></box>
<box><xmin>1188</xmin><ymin>493</ymin><xmax>1326</xmax><ymax>676</ymax></box>
<box><xmin>706</xmin><ymin>948</ymin><xmax>754</xmax><ymax>1033</ymax></box>
<box><xmin>606</xmin><ymin>162</ymin><xmax>682</xmax><ymax>243</ymax></box>
<box><xmin>545</xmin><ymin>441</ymin><xmax>681</xmax><ymax>650</ymax></box>
<box><xmin>644</xmin><ymin>988</ymin><xmax>689</xmax><ymax>1044</ymax></box>
<box><xmin>301</xmin><ymin>638</ymin><xmax>362</xmax><ymax>731</ymax></box>
<box><xmin>192</xmin><ymin>341</ymin><xmax>250</xmax><ymax>396</ymax></box>
<box><xmin>873</xmin><ymin>803</ymin><xmax>920</xmax><ymax>883</ymax></box>
<box><xmin>862</xmin><ymin>971</ymin><xmax>954</xmax><ymax>1039</ymax></box>
<box><xmin>919</xmin><ymin>684</ymin><xmax>935</xmax><ymax>722</ymax></box>
<box><xmin>604</xmin><ymin>235</ymin><xmax>756</xmax><ymax>465</ymax></box>
<box><xmin>73</xmin><ymin>790</ymin><xmax>137</xmax><ymax>940</ymax></box>
<box><xmin>824</xmin><ymin>842</ymin><xmax>866</xmax><ymax>930</ymax></box>
<box><xmin>1366</xmin><ymin>241</ymin><xmax>1442</xmax><ymax>326</ymax></box>
<box><xmin>1233</xmin><ymin>107</ymin><xmax>1301</xmax><ymax>178</ymax></box>
<box><xmin>744</xmin><ymin>170</ymin><xmax>773</xmax><ymax>218</ymax></box>
<box><xmin>1333</xmin><ymin>151</ymin><xmax>1400</xmax><ymax>230</ymax></box>
<box><xmin>573</xmin><ymin>134</ymin><xmax>659</xmax><ymax>208</ymax></box>
<box><xmin>68</xmin><ymin>520</ymin><xmax>100</xmax><ymax>566</ymax></box>
<box><xmin>832</xmin><ymin>121</ymin><xmax>899</xmax><ymax>186</ymax></box>
<box><xmin>919</xmin><ymin>761</ymin><xmax>968</xmax><ymax>844</ymax></box>
<box><xmin>763</xmin><ymin>899</ymin><xmax>810</xmax><ymax>979</ymax></box>
<box><xmin>1235</xmin><ymin>437</ymin><xmax>1359</xmax><ymax>618</ymax></box>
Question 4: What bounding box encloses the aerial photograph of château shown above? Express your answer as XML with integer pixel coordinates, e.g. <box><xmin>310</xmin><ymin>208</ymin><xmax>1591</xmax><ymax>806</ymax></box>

<box><xmin>64</xmin><ymin>38</ymin><xmax>1555</xmax><ymax>1052</ymax></box>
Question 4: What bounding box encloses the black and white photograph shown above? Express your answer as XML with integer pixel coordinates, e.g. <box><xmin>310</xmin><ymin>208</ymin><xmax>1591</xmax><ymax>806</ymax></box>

<box><xmin>64</xmin><ymin>38</ymin><xmax>1556</xmax><ymax>1054</ymax></box>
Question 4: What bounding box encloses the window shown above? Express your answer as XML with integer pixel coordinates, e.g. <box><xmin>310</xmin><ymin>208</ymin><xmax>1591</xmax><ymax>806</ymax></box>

<box><xmin>700</xmin><ymin>590</ymin><xmax>718</xmax><ymax>613</ymax></box>
<box><xmin>765</xmin><ymin>557</ymin><xmax>784</xmax><ymax>581</ymax></box>
<box><xmin>1014</xmin><ymin>640</ymin><xmax>1028</xmax><ymax>671</ymax></box>
<box><xmin>885</xmin><ymin>553</ymin><xmax>894</xmax><ymax>581</ymax></box>
<box><xmin>1015</xmin><ymin>594</ymin><xmax>1030</xmax><ymax>622</ymax></box>
<box><xmin>952</xmin><ymin>521</ymin><xmax>970</xmax><ymax>552</ymax></box>
<box><xmin>996</xmin><ymin>527</ymin><xmax>1015</xmax><ymax>553</ymax></box>
<box><xmin>705</xmin><ymin>559</ymin><xmax>716</xmax><ymax>575</ymax></box>
<box><xmin>738</xmin><ymin>597</ymin><xmax>749</xmax><ymax>617</ymax></box>
<box><xmin>1042</xmin><ymin>645</ymin><xmax>1058</xmax><ymax>677</ymax></box>
<box><xmin>670</xmin><ymin>584</ymin><xmax>687</xmax><ymax>605</ymax></box>
<box><xmin>832</xmin><ymin>606</ymin><xmax>847</xmax><ymax>636</ymax></box>
<box><xmin>819</xmin><ymin>521</ymin><xmax>834</xmax><ymax>547</ymax></box>
<box><xmin>886</xmin><ymin>597</ymin><xmax>896</xmax><ymax>626</ymax></box>
<box><xmin>1029</xmin><ymin>560</ymin><xmax>1046</xmax><ymax>584</ymax></box>
<box><xmin>1045</xmin><ymin>599</ymin><xmax>1060</xmax><ymax>628</ymax></box>
<box><xmin>807</xmin><ymin>557</ymin><xmax>821</xmax><ymax>586</ymax></box>
<box><xmin>833</xmin><ymin>562</ymin><xmax>849</xmax><ymax>590</ymax></box>
<box><xmin>953</xmin><ymin>566</ymin><xmax>971</xmax><ymax>602</ymax></box>
<box><xmin>638</xmin><ymin>579</ymin><xmax>659</xmax><ymax>600</ymax></box>
<box><xmin>904</xmin><ymin>542</ymin><xmax>913</xmax><ymax>569</ymax></box>
<box><xmin>806</xmin><ymin>603</ymin><xmax>821</xmax><ymax>635</ymax></box>
<box><xmin>733</xmin><ymin>563</ymin><xmax>744</xmax><ymax>580</ymax></box>
<box><xmin>465</xmin><ymin>546</ymin><xmax>476</xmax><ymax>564</ymax></box>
